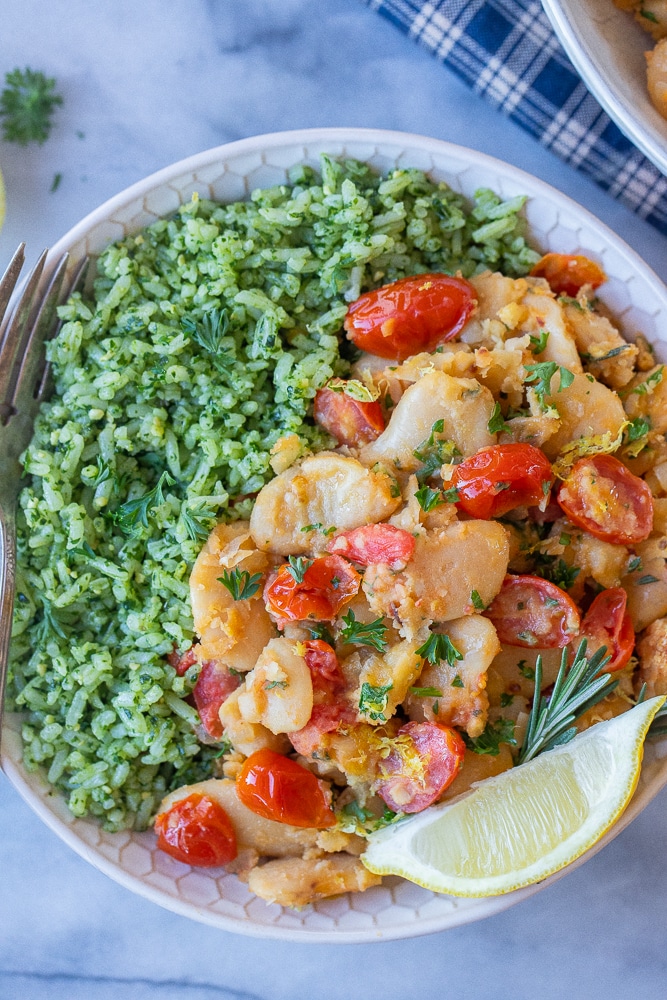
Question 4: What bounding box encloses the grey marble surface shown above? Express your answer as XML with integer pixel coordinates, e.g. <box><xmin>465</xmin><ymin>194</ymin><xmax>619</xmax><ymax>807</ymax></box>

<box><xmin>2</xmin><ymin>1</ymin><xmax>667</xmax><ymax>997</ymax></box>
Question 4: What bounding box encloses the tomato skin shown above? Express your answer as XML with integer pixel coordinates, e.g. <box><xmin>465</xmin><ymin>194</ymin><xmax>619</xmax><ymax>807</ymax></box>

<box><xmin>530</xmin><ymin>253</ymin><xmax>606</xmax><ymax>298</ymax></box>
<box><xmin>192</xmin><ymin>661</ymin><xmax>241</xmax><ymax>741</ymax></box>
<box><xmin>168</xmin><ymin>645</ymin><xmax>198</xmax><ymax>676</ymax></box>
<box><xmin>264</xmin><ymin>555</ymin><xmax>360</xmax><ymax>626</ymax></box>
<box><xmin>575</xmin><ymin>587</ymin><xmax>635</xmax><ymax>672</ymax></box>
<box><xmin>556</xmin><ymin>454</ymin><xmax>653</xmax><ymax>545</ymax></box>
<box><xmin>288</xmin><ymin>701</ymin><xmax>357</xmax><ymax>756</ymax></box>
<box><xmin>344</xmin><ymin>273</ymin><xmax>476</xmax><ymax>361</ymax></box>
<box><xmin>303</xmin><ymin>640</ymin><xmax>346</xmax><ymax>694</ymax></box>
<box><xmin>154</xmin><ymin>793</ymin><xmax>238</xmax><ymax>867</ymax></box>
<box><xmin>376</xmin><ymin>721</ymin><xmax>466</xmax><ymax>814</ymax></box>
<box><xmin>452</xmin><ymin>444</ymin><xmax>553</xmax><ymax>519</ymax></box>
<box><xmin>313</xmin><ymin>386</ymin><xmax>385</xmax><ymax>446</ymax></box>
<box><xmin>236</xmin><ymin>749</ymin><xmax>336</xmax><ymax>828</ymax></box>
<box><xmin>485</xmin><ymin>574</ymin><xmax>581</xmax><ymax>648</ymax></box>
<box><xmin>327</xmin><ymin>523</ymin><xmax>415</xmax><ymax>569</ymax></box>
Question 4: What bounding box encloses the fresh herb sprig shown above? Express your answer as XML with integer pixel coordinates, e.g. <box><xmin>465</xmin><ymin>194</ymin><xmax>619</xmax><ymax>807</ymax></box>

<box><xmin>340</xmin><ymin>610</ymin><xmax>388</xmax><ymax>652</ymax></box>
<box><xmin>523</xmin><ymin>362</ymin><xmax>574</xmax><ymax>409</ymax></box>
<box><xmin>108</xmin><ymin>471</ymin><xmax>175</xmax><ymax>535</ymax></box>
<box><xmin>218</xmin><ymin>567</ymin><xmax>263</xmax><ymax>601</ymax></box>
<box><xmin>518</xmin><ymin>641</ymin><xmax>617</xmax><ymax>764</ymax></box>
<box><xmin>181</xmin><ymin>309</ymin><xmax>234</xmax><ymax>372</ymax></box>
<box><xmin>415</xmin><ymin>632</ymin><xmax>463</xmax><ymax>667</ymax></box>
<box><xmin>286</xmin><ymin>555</ymin><xmax>312</xmax><ymax>584</ymax></box>
<box><xmin>0</xmin><ymin>67</ymin><xmax>63</xmax><ymax>145</ymax></box>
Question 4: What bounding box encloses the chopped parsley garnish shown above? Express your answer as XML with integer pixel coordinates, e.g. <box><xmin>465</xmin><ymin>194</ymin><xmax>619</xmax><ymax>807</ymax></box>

<box><xmin>340</xmin><ymin>610</ymin><xmax>389</xmax><ymax>652</ymax></box>
<box><xmin>413</xmin><ymin>420</ymin><xmax>461</xmax><ymax>481</ymax></box>
<box><xmin>487</xmin><ymin>402</ymin><xmax>510</xmax><ymax>434</ymax></box>
<box><xmin>326</xmin><ymin>377</ymin><xmax>379</xmax><ymax>402</ymax></box>
<box><xmin>286</xmin><ymin>555</ymin><xmax>312</xmax><ymax>584</ymax></box>
<box><xmin>463</xmin><ymin>718</ymin><xmax>517</xmax><ymax>756</ymax></box>
<box><xmin>264</xmin><ymin>679</ymin><xmax>288</xmax><ymax>690</ymax></box>
<box><xmin>500</xmin><ymin>692</ymin><xmax>514</xmax><ymax>708</ymax></box>
<box><xmin>218</xmin><ymin>567</ymin><xmax>263</xmax><ymax>601</ymax></box>
<box><xmin>529</xmin><ymin>329</ymin><xmax>549</xmax><ymax>355</ymax></box>
<box><xmin>108</xmin><ymin>471</ymin><xmax>174</xmax><ymax>535</ymax></box>
<box><xmin>628</xmin><ymin>556</ymin><xmax>643</xmax><ymax>573</ymax></box>
<box><xmin>409</xmin><ymin>686</ymin><xmax>444</xmax><ymax>698</ymax></box>
<box><xmin>451</xmin><ymin>674</ymin><xmax>465</xmax><ymax>688</ymax></box>
<box><xmin>415</xmin><ymin>484</ymin><xmax>445</xmax><ymax>512</ymax></box>
<box><xmin>641</xmin><ymin>8</ymin><xmax>659</xmax><ymax>22</ymax></box>
<box><xmin>307</xmin><ymin>622</ymin><xmax>336</xmax><ymax>646</ymax></box>
<box><xmin>470</xmin><ymin>589</ymin><xmax>485</xmax><ymax>611</ymax></box>
<box><xmin>180</xmin><ymin>500</ymin><xmax>218</xmax><ymax>542</ymax></box>
<box><xmin>631</xmin><ymin>367</ymin><xmax>663</xmax><ymax>396</ymax></box>
<box><xmin>358</xmin><ymin>682</ymin><xmax>393</xmax><ymax>722</ymax></box>
<box><xmin>533</xmin><ymin>554</ymin><xmax>580</xmax><ymax>590</ymax></box>
<box><xmin>518</xmin><ymin>660</ymin><xmax>536</xmax><ymax>680</ymax></box>
<box><xmin>523</xmin><ymin>362</ymin><xmax>574</xmax><ymax>409</ymax></box>
<box><xmin>638</xmin><ymin>575</ymin><xmax>660</xmax><ymax>585</ymax></box>
<box><xmin>0</xmin><ymin>67</ymin><xmax>63</xmax><ymax>145</ymax></box>
<box><xmin>415</xmin><ymin>632</ymin><xmax>463</xmax><ymax>667</ymax></box>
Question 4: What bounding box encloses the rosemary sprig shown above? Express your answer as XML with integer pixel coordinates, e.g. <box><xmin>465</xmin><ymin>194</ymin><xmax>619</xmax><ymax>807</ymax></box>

<box><xmin>517</xmin><ymin>640</ymin><xmax>618</xmax><ymax>764</ymax></box>
<box><xmin>217</xmin><ymin>567</ymin><xmax>263</xmax><ymax>601</ymax></box>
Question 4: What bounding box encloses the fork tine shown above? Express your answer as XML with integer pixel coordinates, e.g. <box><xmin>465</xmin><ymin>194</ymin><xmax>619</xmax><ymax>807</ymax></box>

<box><xmin>0</xmin><ymin>243</ymin><xmax>26</xmax><ymax>330</ymax></box>
<box><xmin>31</xmin><ymin>254</ymin><xmax>89</xmax><ymax>407</ymax></box>
<box><xmin>0</xmin><ymin>249</ymin><xmax>48</xmax><ymax>406</ymax></box>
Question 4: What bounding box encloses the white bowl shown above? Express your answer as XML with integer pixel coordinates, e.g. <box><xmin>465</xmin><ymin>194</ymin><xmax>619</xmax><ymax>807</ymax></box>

<box><xmin>541</xmin><ymin>0</ymin><xmax>667</xmax><ymax>176</ymax></box>
<box><xmin>4</xmin><ymin>127</ymin><xmax>667</xmax><ymax>942</ymax></box>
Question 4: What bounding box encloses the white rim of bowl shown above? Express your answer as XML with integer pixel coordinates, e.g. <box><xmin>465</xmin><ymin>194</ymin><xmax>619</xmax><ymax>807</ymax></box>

<box><xmin>4</xmin><ymin>126</ymin><xmax>667</xmax><ymax>942</ymax></box>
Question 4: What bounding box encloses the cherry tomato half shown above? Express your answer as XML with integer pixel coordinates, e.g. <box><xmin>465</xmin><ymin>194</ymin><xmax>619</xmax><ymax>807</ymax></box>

<box><xmin>327</xmin><ymin>523</ymin><xmax>415</xmax><ymax>570</ymax></box>
<box><xmin>167</xmin><ymin>645</ymin><xmax>198</xmax><ymax>676</ymax></box>
<box><xmin>574</xmin><ymin>586</ymin><xmax>635</xmax><ymax>673</ymax></box>
<box><xmin>236</xmin><ymin>748</ymin><xmax>336</xmax><ymax>828</ymax></box>
<box><xmin>451</xmin><ymin>443</ymin><xmax>553</xmax><ymax>520</ymax></box>
<box><xmin>264</xmin><ymin>555</ymin><xmax>360</xmax><ymax>626</ymax></box>
<box><xmin>485</xmin><ymin>574</ymin><xmax>581</xmax><ymax>648</ymax></box>
<box><xmin>303</xmin><ymin>639</ymin><xmax>346</xmax><ymax>694</ymax></box>
<box><xmin>376</xmin><ymin>721</ymin><xmax>466</xmax><ymax>814</ymax></box>
<box><xmin>154</xmin><ymin>793</ymin><xmax>237</xmax><ymax>867</ymax></box>
<box><xmin>192</xmin><ymin>660</ymin><xmax>241</xmax><ymax>741</ymax></box>
<box><xmin>313</xmin><ymin>385</ymin><xmax>385</xmax><ymax>447</ymax></box>
<box><xmin>556</xmin><ymin>454</ymin><xmax>654</xmax><ymax>545</ymax></box>
<box><xmin>529</xmin><ymin>253</ymin><xmax>606</xmax><ymax>298</ymax></box>
<box><xmin>288</xmin><ymin>701</ymin><xmax>357</xmax><ymax>757</ymax></box>
<box><xmin>344</xmin><ymin>273</ymin><xmax>476</xmax><ymax>361</ymax></box>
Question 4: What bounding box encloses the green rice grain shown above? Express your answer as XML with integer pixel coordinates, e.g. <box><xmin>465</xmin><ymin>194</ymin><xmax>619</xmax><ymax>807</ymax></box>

<box><xmin>8</xmin><ymin>156</ymin><xmax>540</xmax><ymax>831</ymax></box>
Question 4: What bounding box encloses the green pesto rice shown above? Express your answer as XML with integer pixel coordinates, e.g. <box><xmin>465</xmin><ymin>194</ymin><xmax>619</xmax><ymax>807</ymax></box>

<box><xmin>8</xmin><ymin>155</ymin><xmax>541</xmax><ymax>832</ymax></box>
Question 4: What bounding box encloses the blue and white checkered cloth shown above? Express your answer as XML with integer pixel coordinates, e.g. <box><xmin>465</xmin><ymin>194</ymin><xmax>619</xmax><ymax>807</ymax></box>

<box><xmin>365</xmin><ymin>0</ymin><xmax>667</xmax><ymax>235</ymax></box>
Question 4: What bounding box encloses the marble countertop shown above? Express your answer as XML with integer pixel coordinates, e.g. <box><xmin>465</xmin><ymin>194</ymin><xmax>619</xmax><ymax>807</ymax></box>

<box><xmin>2</xmin><ymin>2</ymin><xmax>667</xmax><ymax>997</ymax></box>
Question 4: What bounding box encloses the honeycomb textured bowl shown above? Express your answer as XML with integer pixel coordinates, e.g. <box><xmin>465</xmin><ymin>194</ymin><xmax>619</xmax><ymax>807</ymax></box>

<box><xmin>5</xmin><ymin>128</ymin><xmax>667</xmax><ymax>942</ymax></box>
<box><xmin>541</xmin><ymin>0</ymin><xmax>667</xmax><ymax>176</ymax></box>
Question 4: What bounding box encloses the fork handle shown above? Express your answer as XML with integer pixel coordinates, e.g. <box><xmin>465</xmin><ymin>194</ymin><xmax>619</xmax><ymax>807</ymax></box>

<box><xmin>0</xmin><ymin>504</ymin><xmax>16</xmax><ymax>758</ymax></box>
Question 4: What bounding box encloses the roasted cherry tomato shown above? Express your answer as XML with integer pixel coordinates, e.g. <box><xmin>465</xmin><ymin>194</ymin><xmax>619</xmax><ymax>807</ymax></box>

<box><xmin>313</xmin><ymin>385</ymin><xmax>385</xmax><ymax>446</ymax></box>
<box><xmin>344</xmin><ymin>273</ymin><xmax>476</xmax><ymax>361</ymax></box>
<box><xmin>154</xmin><ymin>793</ymin><xmax>237</xmax><ymax>867</ymax></box>
<box><xmin>451</xmin><ymin>443</ymin><xmax>553</xmax><ymax>520</ymax></box>
<box><xmin>485</xmin><ymin>574</ymin><xmax>581</xmax><ymax>648</ymax></box>
<box><xmin>288</xmin><ymin>701</ymin><xmax>357</xmax><ymax>757</ymax></box>
<box><xmin>529</xmin><ymin>253</ymin><xmax>606</xmax><ymax>298</ymax></box>
<box><xmin>264</xmin><ymin>554</ymin><xmax>360</xmax><ymax>626</ymax></box>
<box><xmin>236</xmin><ymin>748</ymin><xmax>336</xmax><ymax>828</ymax></box>
<box><xmin>376</xmin><ymin>721</ymin><xmax>466</xmax><ymax>814</ymax></box>
<box><xmin>327</xmin><ymin>523</ymin><xmax>415</xmax><ymax>569</ymax></box>
<box><xmin>303</xmin><ymin>639</ymin><xmax>346</xmax><ymax>694</ymax></box>
<box><xmin>574</xmin><ymin>586</ymin><xmax>635</xmax><ymax>673</ymax></box>
<box><xmin>192</xmin><ymin>660</ymin><xmax>241</xmax><ymax>741</ymax></box>
<box><xmin>167</xmin><ymin>645</ymin><xmax>198</xmax><ymax>676</ymax></box>
<box><xmin>556</xmin><ymin>454</ymin><xmax>653</xmax><ymax>545</ymax></box>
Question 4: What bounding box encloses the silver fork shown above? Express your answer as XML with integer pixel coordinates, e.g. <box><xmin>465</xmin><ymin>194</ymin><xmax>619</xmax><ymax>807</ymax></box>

<box><xmin>0</xmin><ymin>245</ymin><xmax>88</xmax><ymax>751</ymax></box>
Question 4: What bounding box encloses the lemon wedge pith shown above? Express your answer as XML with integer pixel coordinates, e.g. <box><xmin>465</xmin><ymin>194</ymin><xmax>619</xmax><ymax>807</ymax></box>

<box><xmin>361</xmin><ymin>696</ymin><xmax>665</xmax><ymax>898</ymax></box>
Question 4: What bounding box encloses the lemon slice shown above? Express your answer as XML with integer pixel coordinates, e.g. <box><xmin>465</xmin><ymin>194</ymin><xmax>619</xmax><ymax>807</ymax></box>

<box><xmin>362</xmin><ymin>696</ymin><xmax>665</xmax><ymax>897</ymax></box>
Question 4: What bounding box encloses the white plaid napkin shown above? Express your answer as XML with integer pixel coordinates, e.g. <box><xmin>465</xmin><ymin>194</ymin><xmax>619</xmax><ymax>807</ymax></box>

<box><xmin>364</xmin><ymin>0</ymin><xmax>667</xmax><ymax>235</ymax></box>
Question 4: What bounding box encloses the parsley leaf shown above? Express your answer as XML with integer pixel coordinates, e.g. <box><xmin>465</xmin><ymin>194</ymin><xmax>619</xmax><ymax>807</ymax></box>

<box><xmin>358</xmin><ymin>682</ymin><xmax>393</xmax><ymax>722</ymax></box>
<box><xmin>470</xmin><ymin>589</ymin><xmax>485</xmax><ymax>611</ymax></box>
<box><xmin>218</xmin><ymin>567</ymin><xmax>263</xmax><ymax>601</ymax></box>
<box><xmin>631</xmin><ymin>367</ymin><xmax>664</xmax><ymax>396</ymax></box>
<box><xmin>523</xmin><ymin>362</ymin><xmax>574</xmax><ymax>409</ymax></box>
<box><xmin>409</xmin><ymin>686</ymin><xmax>444</xmax><ymax>698</ymax></box>
<box><xmin>463</xmin><ymin>718</ymin><xmax>517</xmax><ymax>756</ymax></box>
<box><xmin>415</xmin><ymin>632</ymin><xmax>463</xmax><ymax>667</ymax></box>
<box><xmin>108</xmin><ymin>471</ymin><xmax>174</xmax><ymax>535</ymax></box>
<box><xmin>286</xmin><ymin>555</ymin><xmax>312</xmax><ymax>584</ymax></box>
<box><xmin>340</xmin><ymin>610</ymin><xmax>388</xmax><ymax>652</ymax></box>
<box><xmin>487</xmin><ymin>402</ymin><xmax>510</xmax><ymax>434</ymax></box>
<box><xmin>529</xmin><ymin>329</ymin><xmax>550</xmax><ymax>355</ymax></box>
<box><xmin>413</xmin><ymin>420</ymin><xmax>461</xmax><ymax>481</ymax></box>
<box><xmin>414</xmin><ymin>484</ymin><xmax>445</xmax><ymax>512</ymax></box>
<box><xmin>0</xmin><ymin>67</ymin><xmax>63</xmax><ymax>145</ymax></box>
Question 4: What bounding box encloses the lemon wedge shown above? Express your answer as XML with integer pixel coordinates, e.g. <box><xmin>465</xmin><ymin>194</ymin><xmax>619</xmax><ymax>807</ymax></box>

<box><xmin>362</xmin><ymin>696</ymin><xmax>665</xmax><ymax>897</ymax></box>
